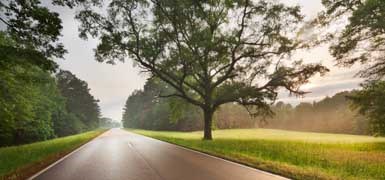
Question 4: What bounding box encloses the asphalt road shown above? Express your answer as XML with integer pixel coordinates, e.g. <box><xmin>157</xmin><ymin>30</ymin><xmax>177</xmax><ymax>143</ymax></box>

<box><xmin>32</xmin><ymin>128</ymin><xmax>288</xmax><ymax>180</ymax></box>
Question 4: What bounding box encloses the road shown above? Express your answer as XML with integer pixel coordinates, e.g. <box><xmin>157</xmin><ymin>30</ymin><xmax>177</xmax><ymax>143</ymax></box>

<box><xmin>32</xmin><ymin>128</ymin><xmax>288</xmax><ymax>180</ymax></box>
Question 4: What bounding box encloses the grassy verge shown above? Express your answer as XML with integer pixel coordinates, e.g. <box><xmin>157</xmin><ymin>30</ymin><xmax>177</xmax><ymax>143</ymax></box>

<box><xmin>0</xmin><ymin>129</ymin><xmax>106</xmax><ymax>179</ymax></box>
<box><xmin>130</xmin><ymin>128</ymin><xmax>385</xmax><ymax>180</ymax></box>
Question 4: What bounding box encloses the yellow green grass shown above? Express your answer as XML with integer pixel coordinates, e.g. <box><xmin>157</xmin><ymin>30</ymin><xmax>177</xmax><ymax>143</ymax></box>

<box><xmin>0</xmin><ymin>130</ymin><xmax>105</xmax><ymax>179</ymax></box>
<box><xmin>131</xmin><ymin>128</ymin><xmax>385</xmax><ymax>180</ymax></box>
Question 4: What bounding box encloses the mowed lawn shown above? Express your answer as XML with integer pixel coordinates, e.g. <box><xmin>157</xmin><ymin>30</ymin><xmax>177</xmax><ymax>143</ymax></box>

<box><xmin>0</xmin><ymin>130</ymin><xmax>105</xmax><ymax>179</ymax></box>
<box><xmin>131</xmin><ymin>129</ymin><xmax>385</xmax><ymax>180</ymax></box>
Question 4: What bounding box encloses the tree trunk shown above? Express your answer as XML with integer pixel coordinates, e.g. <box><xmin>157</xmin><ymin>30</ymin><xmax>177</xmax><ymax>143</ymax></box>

<box><xmin>203</xmin><ymin>108</ymin><xmax>214</xmax><ymax>140</ymax></box>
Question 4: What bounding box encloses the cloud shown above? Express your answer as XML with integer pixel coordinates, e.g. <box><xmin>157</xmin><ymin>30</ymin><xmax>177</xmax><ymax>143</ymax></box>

<box><xmin>278</xmin><ymin>78</ymin><xmax>362</xmax><ymax>105</ymax></box>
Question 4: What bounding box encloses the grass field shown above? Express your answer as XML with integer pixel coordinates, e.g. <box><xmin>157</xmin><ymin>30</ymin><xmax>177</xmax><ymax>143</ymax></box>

<box><xmin>131</xmin><ymin>128</ymin><xmax>385</xmax><ymax>180</ymax></box>
<box><xmin>0</xmin><ymin>130</ymin><xmax>105</xmax><ymax>179</ymax></box>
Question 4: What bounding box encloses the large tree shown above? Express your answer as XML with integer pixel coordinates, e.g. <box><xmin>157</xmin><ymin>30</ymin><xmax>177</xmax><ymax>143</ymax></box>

<box><xmin>77</xmin><ymin>0</ymin><xmax>328</xmax><ymax>139</ymax></box>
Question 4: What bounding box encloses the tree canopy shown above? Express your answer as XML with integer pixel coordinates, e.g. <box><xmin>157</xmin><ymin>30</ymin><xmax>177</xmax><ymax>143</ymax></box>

<box><xmin>0</xmin><ymin>0</ymin><xmax>102</xmax><ymax>71</ymax></box>
<box><xmin>318</xmin><ymin>0</ymin><xmax>385</xmax><ymax>79</ymax></box>
<box><xmin>78</xmin><ymin>0</ymin><xmax>328</xmax><ymax>139</ymax></box>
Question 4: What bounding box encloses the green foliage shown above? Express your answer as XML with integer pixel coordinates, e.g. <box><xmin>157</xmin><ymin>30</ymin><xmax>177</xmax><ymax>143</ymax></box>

<box><xmin>52</xmin><ymin>111</ymin><xmax>85</xmax><ymax>137</ymax></box>
<box><xmin>0</xmin><ymin>0</ymin><xmax>64</xmax><ymax>60</ymax></box>
<box><xmin>350</xmin><ymin>81</ymin><xmax>385</xmax><ymax>136</ymax></box>
<box><xmin>0</xmin><ymin>0</ymin><xmax>102</xmax><ymax>60</ymax></box>
<box><xmin>56</xmin><ymin>70</ymin><xmax>101</xmax><ymax>131</ymax></box>
<box><xmin>0</xmin><ymin>0</ymin><xmax>104</xmax><ymax>145</ymax></box>
<box><xmin>320</xmin><ymin>0</ymin><xmax>385</xmax><ymax>78</ymax></box>
<box><xmin>122</xmin><ymin>78</ymin><xmax>202</xmax><ymax>131</ymax></box>
<box><xmin>132</xmin><ymin>129</ymin><xmax>385</xmax><ymax>180</ymax></box>
<box><xmin>0</xmin><ymin>31</ymin><xmax>101</xmax><ymax>146</ymax></box>
<box><xmin>0</xmin><ymin>33</ymin><xmax>63</xmax><ymax>145</ymax></box>
<box><xmin>78</xmin><ymin>0</ymin><xmax>328</xmax><ymax>139</ymax></box>
<box><xmin>0</xmin><ymin>60</ymin><xmax>67</xmax><ymax>145</ymax></box>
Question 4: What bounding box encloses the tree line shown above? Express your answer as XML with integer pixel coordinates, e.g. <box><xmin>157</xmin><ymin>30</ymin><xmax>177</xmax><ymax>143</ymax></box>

<box><xmin>100</xmin><ymin>117</ymin><xmax>121</xmax><ymax>128</ymax></box>
<box><xmin>122</xmin><ymin>78</ymin><xmax>373</xmax><ymax>135</ymax></box>
<box><xmin>264</xmin><ymin>92</ymin><xmax>367</xmax><ymax>135</ymax></box>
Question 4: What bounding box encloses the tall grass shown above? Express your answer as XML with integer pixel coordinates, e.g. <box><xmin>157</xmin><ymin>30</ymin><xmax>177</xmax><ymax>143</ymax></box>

<box><xmin>131</xmin><ymin>129</ymin><xmax>385</xmax><ymax>180</ymax></box>
<box><xmin>0</xmin><ymin>130</ymin><xmax>105</xmax><ymax>179</ymax></box>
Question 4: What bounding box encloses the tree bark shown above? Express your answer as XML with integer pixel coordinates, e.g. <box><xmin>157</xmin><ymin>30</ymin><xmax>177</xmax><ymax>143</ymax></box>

<box><xmin>203</xmin><ymin>108</ymin><xmax>214</xmax><ymax>140</ymax></box>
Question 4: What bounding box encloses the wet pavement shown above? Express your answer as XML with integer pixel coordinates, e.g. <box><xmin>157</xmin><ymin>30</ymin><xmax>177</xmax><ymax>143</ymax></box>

<box><xmin>33</xmin><ymin>129</ymin><xmax>288</xmax><ymax>180</ymax></box>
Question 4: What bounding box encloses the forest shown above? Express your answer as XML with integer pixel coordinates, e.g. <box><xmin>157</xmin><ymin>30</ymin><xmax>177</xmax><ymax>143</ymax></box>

<box><xmin>0</xmin><ymin>31</ymin><xmax>101</xmax><ymax>146</ymax></box>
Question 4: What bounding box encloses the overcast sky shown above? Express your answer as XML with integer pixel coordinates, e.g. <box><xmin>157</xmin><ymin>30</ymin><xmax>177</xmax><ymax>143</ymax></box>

<box><xmin>52</xmin><ymin>0</ymin><xmax>363</xmax><ymax>121</ymax></box>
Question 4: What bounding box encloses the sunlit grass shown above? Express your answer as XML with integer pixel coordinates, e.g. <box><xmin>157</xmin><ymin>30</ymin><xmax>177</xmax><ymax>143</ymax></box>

<box><xmin>0</xmin><ymin>130</ymin><xmax>105</xmax><ymax>179</ymax></box>
<box><xmin>131</xmin><ymin>128</ymin><xmax>385</xmax><ymax>180</ymax></box>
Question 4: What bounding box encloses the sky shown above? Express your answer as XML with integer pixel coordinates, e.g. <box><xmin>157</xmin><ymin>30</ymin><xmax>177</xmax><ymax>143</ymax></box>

<box><xmin>51</xmin><ymin>0</ymin><xmax>363</xmax><ymax>121</ymax></box>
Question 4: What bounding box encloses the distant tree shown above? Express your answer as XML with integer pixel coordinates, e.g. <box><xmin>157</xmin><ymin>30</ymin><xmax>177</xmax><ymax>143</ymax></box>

<box><xmin>318</xmin><ymin>0</ymin><xmax>385</xmax><ymax>78</ymax></box>
<box><xmin>122</xmin><ymin>78</ymin><xmax>201</xmax><ymax>131</ymax></box>
<box><xmin>350</xmin><ymin>81</ymin><xmax>385</xmax><ymax>136</ymax></box>
<box><xmin>267</xmin><ymin>101</ymin><xmax>294</xmax><ymax>129</ymax></box>
<box><xmin>100</xmin><ymin>117</ymin><xmax>121</xmax><ymax>128</ymax></box>
<box><xmin>122</xmin><ymin>90</ymin><xmax>144</xmax><ymax>128</ymax></box>
<box><xmin>216</xmin><ymin>103</ymin><xmax>254</xmax><ymax>129</ymax></box>
<box><xmin>261</xmin><ymin>91</ymin><xmax>365</xmax><ymax>134</ymax></box>
<box><xmin>56</xmin><ymin>70</ymin><xmax>101</xmax><ymax>130</ymax></box>
<box><xmin>294</xmin><ymin>102</ymin><xmax>314</xmax><ymax>127</ymax></box>
<box><xmin>77</xmin><ymin>0</ymin><xmax>328</xmax><ymax>139</ymax></box>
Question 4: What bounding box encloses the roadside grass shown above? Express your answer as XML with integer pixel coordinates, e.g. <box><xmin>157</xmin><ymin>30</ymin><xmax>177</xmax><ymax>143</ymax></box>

<box><xmin>0</xmin><ymin>130</ymin><xmax>106</xmax><ymax>179</ymax></box>
<box><xmin>130</xmin><ymin>128</ymin><xmax>385</xmax><ymax>180</ymax></box>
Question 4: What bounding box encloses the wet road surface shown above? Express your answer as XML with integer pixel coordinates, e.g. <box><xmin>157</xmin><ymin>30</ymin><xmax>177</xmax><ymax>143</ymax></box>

<box><xmin>32</xmin><ymin>128</ymin><xmax>288</xmax><ymax>180</ymax></box>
